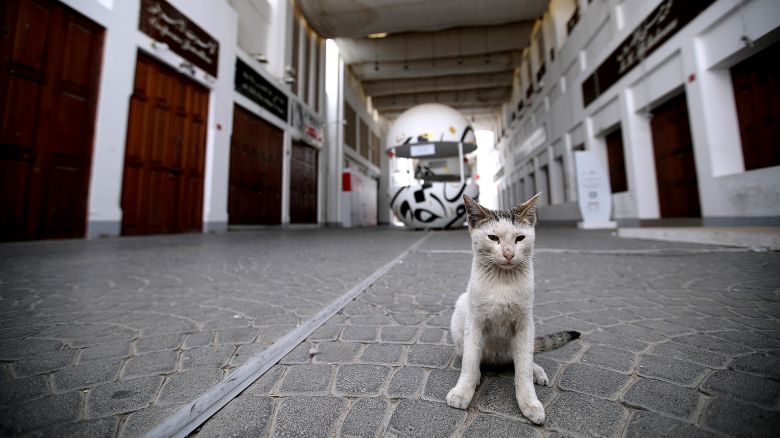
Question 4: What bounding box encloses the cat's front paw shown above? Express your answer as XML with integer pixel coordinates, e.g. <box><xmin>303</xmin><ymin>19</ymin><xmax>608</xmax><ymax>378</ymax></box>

<box><xmin>519</xmin><ymin>399</ymin><xmax>545</xmax><ymax>425</ymax></box>
<box><xmin>446</xmin><ymin>386</ymin><xmax>474</xmax><ymax>409</ymax></box>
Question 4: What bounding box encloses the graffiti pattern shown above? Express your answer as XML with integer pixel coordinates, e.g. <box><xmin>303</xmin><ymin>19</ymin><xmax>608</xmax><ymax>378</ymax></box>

<box><xmin>389</xmin><ymin>182</ymin><xmax>479</xmax><ymax>229</ymax></box>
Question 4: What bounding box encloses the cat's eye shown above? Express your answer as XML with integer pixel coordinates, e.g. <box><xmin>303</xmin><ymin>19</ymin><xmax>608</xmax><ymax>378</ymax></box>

<box><xmin>487</xmin><ymin>235</ymin><xmax>499</xmax><ymax>242</ymax></box>
<box><xmin>515</xmin><ymin>235</ymin><xmax>525</xmax><ymax>243</ymax></box>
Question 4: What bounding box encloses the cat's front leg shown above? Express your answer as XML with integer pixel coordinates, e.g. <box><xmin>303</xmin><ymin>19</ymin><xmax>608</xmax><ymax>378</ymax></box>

<box><xmin>513</xmin><ymin>319</ymin><xmax>545</xmax><ymax>424</ymax></box>
<box><xmin>447</xmin><ymin>316</ymin><xmax>483</xmax><ymax>409</ymax></box>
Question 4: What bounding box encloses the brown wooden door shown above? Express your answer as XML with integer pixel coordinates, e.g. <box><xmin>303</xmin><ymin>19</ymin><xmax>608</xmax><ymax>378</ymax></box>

<box><xmin>0</xmin><ymin>0</ymin><xmax>103</xmax><ymax>241</ymax></box>
<box><xmin>731</xmin><ymin>40</ymin><xmax>780</xmax><ymax>171</ymax></box>
<box><xmin>228</xmin><ymin>105</ymin><xmax>283</xmax><ymax>225</ymax></box>
<box><xmin>290</xmin><ymin>141</ymin><xmax>318</xmax><ymax>223</ymax></box>
<box><xmin>121</xmin><ymin>52</ymin><xmax>208</xmax><ymax>235</ymax></box>
<box><xmin>650</xmin><ymin>93</ymin><xmax>701</xmax><ymax>218</ymax></box>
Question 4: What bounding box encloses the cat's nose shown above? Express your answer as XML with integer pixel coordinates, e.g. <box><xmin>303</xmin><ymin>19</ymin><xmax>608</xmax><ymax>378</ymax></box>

<box><xmin>503</xmin><ymin>249</ymin><xmax>514</xmax><ymax>262</ymax></box>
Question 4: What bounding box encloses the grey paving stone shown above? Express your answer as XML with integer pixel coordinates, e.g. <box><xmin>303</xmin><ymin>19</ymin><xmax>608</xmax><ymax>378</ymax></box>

<box><xmin>0</xmin><ymin>339</ymin><xmax>63</xmax><ymax>360</ymax></box>
<box><xmin>181</xmin><ymin>345</ymin><xmax>235</xmax><ymax>369</ymax></box>
<box><xmin>583</xmin><ymin>330</ymin><xmax>649</xmax><ymax>352</ymax></box>
<box><xmin>633</xmin><ymin>320</ymin><xmax>693</xmax><ymax>337</ymax></box>
<box><xmin>51</xmin><ymin>357</ymin><xmax>122</xmax><ymax>393</ymax></box>
<box><xmin>120</xmin><ymin>404</ymin><xmax>180</xmax><ymax>437</ymax></box>
<box><xmin>135</xmin><ymin>334</ymin><xmax>182</xmax><ymax>353</ymax></box>
<box><xmin>701</xmin><ymin>369</ymin><xmax>780</xmax><ymax>408</ymax></box>
<box><xmin>157</xmin><ymin>368</ymin><xmax>222</xmax><ymax>405</ymax></box>
<box><xmin>280</xmin><ymin>341</ymin><xmax>313</xmax><ymax>364</ymax></box>
<box><xmin>86</xmin><ymin>375</ymin><xmax>163</xmax><ymax>418</ymax></box>
<box><xmin>11</xmin><ymin>349</ymin><xmax>78</xmax><ymax>377</ymax></box>
<box><xmin>271</xmin><ymin>396</ymin><xmax>347</xmax><ymax>437</ymax></box>
<box><xmin>636</xmin><ymin>354</ymin><xmax>709</xmax><ymax>387</ymax></box>
<box><xmin>730</xmin><ymin>352</ymin><xmax>780</xmax><ymax>379</ymax></box>
<box><xmin>463</xmin><ymin>414</ymin><xmax>542</xmax><ymax>438</ymax></box>
<box><xmin>349</xmin><ymin>314</ymin><xmax>396</xmax><ymax>325</ymax></box>
<box><xmin>622</xmin><ymin>378</ymin><xmax>700</xmax><ymax>420</ymax></box>
<box><xmin>406</xmin><ymin>344</ymin><xmax>455</xmax><ymax>368</ymax></box>
<box><xmin>0</xmin><ymin>374</ymin><xmax>49</xmax><ymax>404</ymax></box>
<box><xmin>359</xmin><ymin>343</ymin><xmax>404</xmax><ymax>365</ymax></box>
<box><xmin>229</xmin><ymin>342</ymin><xmax>269</xmax><ymax>368</ymax></box>
<box><xmin>1</xmin><ymin>391</ymin><xmax>81</xmax><ymax>434</ymax></box>
<box><xmin>388</xmin><ymin>399</ymin><xmax>467</xmax><ymax>438</ymax></box>
<box><xmin>392</xmin><ymin>313</ymin><xmax>430</xmax><ymax>326</ymax></box>
<box><xmin>673</xmin><ymin>334</ymin><xmax>753</xmax><ymax>356</ymax></box>
<box><xmin>308</xmin><ymin>324</ymin><xmax>342</xmax><ymax>341</ymax></box>
<box><xmin>277</xmin><ymin>365</ymin><xmax>333</xmax><ymax>395</ymax></box>
<box><xmin>241</xmin><ymin>366</ymin><xmax>285</xmax><ymax>396</ymax></box>
<box><xmin>196</xmin><ymin>396</ymin><xmax>273</xmax><ymax>437</ymax></box>
<box><xmin>380</xmin><ymin>326</ymin><xmax>418</xmax><ymax>343</ymax></box>
<box><xmin>579</xmin><ymin>345</ymin><xmax>635</xmax><ymax>373</ymax></box>
<box><xmin>545</xmin><ymin>391</ymin><xmax>627</xmax><ymax>437</ymax></box>
<box><xmin>313</xmin><ymin>342</ymin><xmax>361</xmax><ymax>364</ymax></box>
<box><xmin>386</xmin><ymin>366</ymin><xmax>425</xmax><ymax>398</ymax></box>
<box><xmin>609</xmin><ymin>323</ymin><xmax>667</xmax><ymax>342</ymax></box>
<box><xmin>422</xmin><ymin>368</ymin><xmax>460</xmax><ymax>402</ymax></box>
<box><xmin>419</xmin><ymin>328</ymin><xmax>446</xmax><ymax>344</ymax></box>
<box><xmin>425</xmin><ymin>313</ymin><xmax>452</xmax><ymax>327</ymax></box>
<box><xmin>477</xmin><ymin>376</ymin><xmax>523</xmax><ymax>417</ymax></box>
<box><xmin>702</xmin><ymin>396</ymin><xmax>780</xmax><ymax>437</ymax></box>
<box><xmin>709</xmin><ymin>330</ymin><xmax>780</xmax><ymax>350</ymax></box>
<box><xmin>78</xmin><ymin>342</ymin><xmax>132</xmax><ymax>363</ymax></box>
<box><xmin>183</xmin><ymin>331</ymin><xmax>214</xmax><ymax>349</ymax></box>
<box><xmin>340</xmin><ymin>325</ymin><xmax>378</xmax><ymax>342</ymax></box>
<box><xmin>649</xmin><ymin>342</ymin><xmax>729</xmax><ymax>368</ymax></box>
<box><xmin>123</xmin><ymin>350</ymin><xmax>178</xmax><ymax>379</ymax></box>
<box><xmin>26</xmin><ymin>417</ymin><xmax>119</xmax><ymax>438</ymax></box>
<box><xmin>334</xmin><ymin>364</ymin><xmax>391</xmax><ymax>396</ymax></box>
<box><xmin>339</xmin><ymin>398</ymin><xmax>389</xmax><ymax>437</ymax></box>
<box><xmin>558</xmin><ymin>363</ymin><xmax>631</xmax><ymax>400</ymax></box>
<box><xmin>624</xmin><ymin>411</ymin><xmax>716</xmax><ymax>438</ymax></box>
<box><xmin>215</xmin><ymin>327</ymin><xmax>258</xmax><ymax>345</ymax></box>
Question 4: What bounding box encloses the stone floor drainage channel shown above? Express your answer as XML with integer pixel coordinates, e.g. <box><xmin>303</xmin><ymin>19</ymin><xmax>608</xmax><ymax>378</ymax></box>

<box><xmin>145</xmin><ymin>232</ymin><xmax>433</xmax><ymax>438</ymax></box>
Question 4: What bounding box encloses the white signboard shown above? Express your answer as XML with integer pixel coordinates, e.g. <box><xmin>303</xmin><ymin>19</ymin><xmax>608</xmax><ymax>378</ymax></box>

<box><xmin>410</xmin><ymin>143</ymin><xmax>436</xmax><ymax>157</ymax></box>
<box><xmin>574</xmin><ymin>151</ymin><xmax>617</xmax><ymax>229</ymax></box>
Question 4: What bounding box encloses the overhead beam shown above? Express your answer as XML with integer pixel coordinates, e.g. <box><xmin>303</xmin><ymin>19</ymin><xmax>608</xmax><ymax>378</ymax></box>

<box><xmin>334</xmin><ymin>22</ymin><xmax>533</xmax><ymax>63</ymax></box>
<box><xmin>371</xmin><ymin>86</ymin><xmax>510</xmax><ymax>112</ymax></box>
<box><xmin>362</xmin><ymin>71</ymin><xmax>514</xmax><ymax>97</ymax></box>
<box><xmin>350</xmin><ymin>50</ymin><xmax>522</xmax><ymax>81</ymax></box>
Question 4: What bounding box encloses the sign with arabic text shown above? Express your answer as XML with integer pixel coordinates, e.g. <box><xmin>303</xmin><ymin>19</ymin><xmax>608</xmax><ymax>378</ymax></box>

<box><xmin>582</xmin><ymin>0</ymin><xmax>715</xmax><ymax>107</ymax></box>
<box><xmin>139</xmin><ymin>0</ymin><xmax>220</xmax><ymax>76</ymax></box>
<box><xmin>235</xmin><ymin>58</ymin><xmax>288</xmax><ymax>122</ymax></box>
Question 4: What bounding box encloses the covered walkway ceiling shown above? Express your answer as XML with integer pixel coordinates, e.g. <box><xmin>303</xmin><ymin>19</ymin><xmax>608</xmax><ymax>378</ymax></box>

<box><xmin>298</xmin><ymin>0</ymin><xmax>549</xmax><ymax>122</ymax></box>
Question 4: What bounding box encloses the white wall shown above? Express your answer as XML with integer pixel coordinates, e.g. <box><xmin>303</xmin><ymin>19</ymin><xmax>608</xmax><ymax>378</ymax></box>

<box><xmin>63</xmin><ymin>0</ymin><xmax>237</xmax><ymax>237</ymax></box>
<box><xmin>494</xmin><ymin>0</ymin><xmax>780</xmax><ymax>225</ymax></box>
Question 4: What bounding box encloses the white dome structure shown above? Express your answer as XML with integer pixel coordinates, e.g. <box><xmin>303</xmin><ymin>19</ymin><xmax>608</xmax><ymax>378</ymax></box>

<box><xmin>386</xmin><ymin>103</ymin><xmax>477</xmax><ymax>158</ymax></box>
<box><xmin>386</xmin><ymin>103</ymin><xmax>479</xmax><ymax>229</ymax></box>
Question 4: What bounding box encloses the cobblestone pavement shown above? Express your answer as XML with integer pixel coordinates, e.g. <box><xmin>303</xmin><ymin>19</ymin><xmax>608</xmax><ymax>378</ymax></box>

<box><xmin>194</xmin><ymin>229</ymin><xmax>780</xmax><ymax>438</ymax></box>
<box><xmin>0</xmin><ymin>229</ymin><xmax>425</xmax><ymax>436</ymax></box>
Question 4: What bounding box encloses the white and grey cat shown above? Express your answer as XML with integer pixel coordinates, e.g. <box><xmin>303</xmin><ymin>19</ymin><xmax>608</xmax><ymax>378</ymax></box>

<box><xmin>447</xmin><ymin>193</ymin><xmax>580</xmax><ymax>425</ymax></box>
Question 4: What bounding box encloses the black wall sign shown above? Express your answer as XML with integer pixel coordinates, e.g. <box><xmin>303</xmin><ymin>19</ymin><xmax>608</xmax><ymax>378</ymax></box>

<box><xmin>139</xmin><ymin>0</ymin><xmax>220</xmax><ymax>76</ymax></box>
<box><xmin>582</xmin><ymin>0</ymin><xmax>716</xmax><ymax>107</ymax></box>
<box><xmin>235</xmin><ymin>58</ymin><xmax>289</xmax><ymax>122</ymax></box>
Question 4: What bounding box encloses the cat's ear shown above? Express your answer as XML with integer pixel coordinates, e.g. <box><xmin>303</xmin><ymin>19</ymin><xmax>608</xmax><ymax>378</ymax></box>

<box><xmin>513</xmin><ymin>192</ymin><xmax>541</xmax><ymax>226</ymax></box>
<box><xmin>463</xmin><ymin>195</ymin><xmax>492</xmax><ymax>229</ymax></box>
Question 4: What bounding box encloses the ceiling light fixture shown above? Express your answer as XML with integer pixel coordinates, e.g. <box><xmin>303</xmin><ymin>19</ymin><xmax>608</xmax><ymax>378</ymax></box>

<box><xmin>367</xmin><ymin>32</ymin><xmax>388</xmax><ymax>39</ymax></box>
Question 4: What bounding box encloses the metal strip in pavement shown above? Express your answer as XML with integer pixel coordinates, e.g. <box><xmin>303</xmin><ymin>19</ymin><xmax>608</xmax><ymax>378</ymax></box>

<box><xmin>146</xmin><ymin>232</ymin><xmax>433</xmax><ymax>438</ymax></box>
<box><xmin>418</xmin><ymin>247</ymin><xmax>753</xmax><ymax>255</ymax></box>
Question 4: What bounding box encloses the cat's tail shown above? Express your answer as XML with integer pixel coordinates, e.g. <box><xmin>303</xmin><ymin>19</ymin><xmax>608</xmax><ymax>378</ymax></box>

<box><xmin>533</xmin><ymin>331</ymin><xmax>581</xmax><ymax>353</ymax></box>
